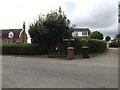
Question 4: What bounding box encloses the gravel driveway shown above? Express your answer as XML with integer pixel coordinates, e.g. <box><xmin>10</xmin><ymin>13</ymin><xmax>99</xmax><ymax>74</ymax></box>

<box><xmin>2</xmin><ymin>48</ymin><xmax>118</xmax><ymax>88</ymax></box>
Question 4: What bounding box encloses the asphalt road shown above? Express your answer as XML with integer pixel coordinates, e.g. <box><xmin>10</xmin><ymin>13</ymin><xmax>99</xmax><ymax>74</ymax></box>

<box><xmin>0</xmin><ymin>56</ymin><xmax>2</xmax><ymax>89</ymax></box>
<box><xmin>2</xmin><ymin>48</ymin><xmax>118</xmax><ymax>88</ymax></box>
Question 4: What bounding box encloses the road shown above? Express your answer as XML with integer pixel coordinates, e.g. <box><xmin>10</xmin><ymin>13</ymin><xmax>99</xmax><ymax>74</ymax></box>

<box><xmin>2</xmin><ymin>48</ymin><xmax>118</xmax><ymax>88</ymax></box>
<box><xmin>0</xmin><ymin>55</ymin><xmax>2</xmax><ymax>89</ymax></box>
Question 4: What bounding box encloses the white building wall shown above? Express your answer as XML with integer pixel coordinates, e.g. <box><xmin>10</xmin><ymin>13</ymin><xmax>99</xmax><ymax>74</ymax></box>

<box><xmin>78</xmin><ymin>32</ymin><xmax>82</xmax><ymax>36</ymax></box>
<box><xmin>72</xmin><ymin>31</ymin><xmax>78</xmax><ymax>37</ymax></box>
<box><xmin>72</xmin><ymin>31</ymin><xmax>89</xmax><ymax>37</ymax></box>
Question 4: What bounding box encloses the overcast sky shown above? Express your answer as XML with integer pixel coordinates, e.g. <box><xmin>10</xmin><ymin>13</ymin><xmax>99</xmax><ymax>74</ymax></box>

<box><xmin>0</xmin><ymin>0</ymin><xmax>119</xmax><ymax>42</ymax></box>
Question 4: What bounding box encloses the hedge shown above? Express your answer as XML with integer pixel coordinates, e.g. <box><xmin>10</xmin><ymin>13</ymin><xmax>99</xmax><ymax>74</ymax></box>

<box><xmin>88</xmin><ymin>39</ymin><xmax>107</xmax><ymax>53</ymax></box>
<box><xmin>2</xmin><ymin>44</ymin><xmax>48</xmax><ymax>55</ymax></box>
<box><xmin>60</xmin><ymin>37</ymin><xmax>107</xmax><ymax>54</ymax></box>
<box><xmin>1</xmin><ymin>38</ymin><xmax>107</xmax><ymax>55</ymax></box>
<box><xmin>71</xmin><ymin>37</ymin><xmax>86</xmax><ymax>54</ymax></box>
<box><xmin>109</xmin><ymin>41</ymin><xmax>120</xmax><ymax>47</ymax></box>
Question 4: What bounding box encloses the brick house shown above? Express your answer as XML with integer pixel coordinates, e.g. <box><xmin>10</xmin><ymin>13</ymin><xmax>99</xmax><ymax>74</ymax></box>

<box><xmin>72</xmin><ymin>28</ymin><xmax>91</xmax><ymax>37</ymax></box>
<box><xmin>0</xmin><ymin>22</ymin><xmax>27</xmax><ymax>43</ymax></box>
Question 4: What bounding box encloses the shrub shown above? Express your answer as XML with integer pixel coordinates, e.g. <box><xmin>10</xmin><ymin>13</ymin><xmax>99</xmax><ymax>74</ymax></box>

<box><xmin>105</xmin><ymin>36</ymin><xmax>111</xmax><ymax>42</ymax></box>
<box><xmin>71</xmin><ymin>37</ymin><xmax>107</xmax><ymax>54</ymax></box>
<box><xmin>109</xmin><ymin>41</ymin><xmax>120</xmax><ymax>47</ymax></box>
<box><xmin>2</xmin><ymin>44</ymin><xmax>48</xmax><ymax>55</ymax></box>
<box><xmin>88</xmin><ymin>39</ymin><xmax>107</xmax><ymax>53</ymax></box>
<box><xmin>59</xmin><ymin>42</ymin><xmax>68</xmax><ymax>54</ymax></box>
<box><xmin>89</xmin><ymin>31</ymin><xmax>104</xmax><ymax>40</ymax></box>
<box><xmin>1</xmin><ymin>38</ymin><xmax>107</xmax><ymax>55</ymax></box>
<box><xmin>72</xmin><ymin>37</ymin><xmax>83</xmax><ymax>54</ymax></box>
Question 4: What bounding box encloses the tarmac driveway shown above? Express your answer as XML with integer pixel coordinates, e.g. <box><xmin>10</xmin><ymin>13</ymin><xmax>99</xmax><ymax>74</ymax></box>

<box><xmin>2</xmin><ymin>48</ymin><xmax>118</xmax><ymax>88</ymax></box>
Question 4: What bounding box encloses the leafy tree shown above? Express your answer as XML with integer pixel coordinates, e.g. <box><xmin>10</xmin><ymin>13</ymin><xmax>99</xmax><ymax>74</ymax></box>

<box><xmin>115</xmin><ymin>33</ymin><xmax>120</xmax><ymax>41</ymax></box>
<box><xmin>105</xmin><ymin>36</ymin><xmax>111</xmax><ymax>42</ymax></box>
<box><xmin>89</xmin><ymin>31</ymin><xmax>103</xmax><ymax>40</ymax></box>
<box><xmin>29</xmin><ymin>7</ymin><xmax>73</xmax><ymax>49</ymax></box>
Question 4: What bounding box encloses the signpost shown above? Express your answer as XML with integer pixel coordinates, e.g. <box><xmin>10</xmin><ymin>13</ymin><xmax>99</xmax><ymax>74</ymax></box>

<box><xmin>63</xmin><ymin>38</ymin><xmax>75</xmax><ymax>47</ymax></box>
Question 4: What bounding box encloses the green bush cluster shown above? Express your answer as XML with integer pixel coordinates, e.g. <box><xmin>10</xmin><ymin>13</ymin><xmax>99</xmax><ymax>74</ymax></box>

<box><xmin>71</xmin><ymin>37</ymin><xmax>107</xmax><ymax>54</ymax></box>
<box><xmin>72</xmin><ymin>37</ymin><xmax>87</xmax><ymax>54</ymax></box>
<box><xmin>1</xmin><ymin>38</ymin><xmax>107</xmax><ymax>55</ymax></box>
<box><xmin>88</xmin><ymin>39</ymin><xmax>106</xmax><ymax>53</ymax></box>
<box><xmin>109</xmin><ymin>41</ymin><xmax>120</xmax><ymax>47</ymax></box>
<box><xmin>60</xmin><ymin>37</ymin><xmax>107</xmax><ymax>54</ymax></box>
<box><xmin>2</xmin><ymin>44</ymin><xmax>48</xmax><ymax>55</ymax></box>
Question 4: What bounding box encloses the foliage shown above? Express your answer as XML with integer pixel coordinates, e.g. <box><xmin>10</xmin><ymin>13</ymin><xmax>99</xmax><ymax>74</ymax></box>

<box><xmin>105</xmin><ymin>36</ymin><xmax>111</xmax><ymax>42</ymax></box>
<box><xmin>109</xmin><ymin>41</ymin><xmax>120</xmax><ymax>47</ymax></box>
<box><xmin>2</xmin><ymin>44</ymin><xmax>48</xmax><ymax>55</ymax></box>
<box><xmin>29</xmin><ymin>7</ymin><xmax>73</xmax><ymax>50</ymax></box>
<box><xmin>115</xmin><ymin>33</ymin><xmax>120</xmax><ymax>41</ymax></box>
<box><xmin>72</xmin><ymin>37</ymin><xmax>83</xmax><ymax>54</ymax></box>
<box><xmin>89</xmin><ymin>31</ymin><xmax>104</xmax><ymax>40</ymax></box>
<box><xmin>2</xmin><ymin>38</ymin><xmax>107</xmax><ymax>55</ymax></box>
<box><xmin>70</xmin><ymin>37</ymin><xmax>107</xmax><ymax>54</ymax></box>
<box><xmin>88</xmin><ymin>39</ymin><xmax>106</xmax><ymax>53</ymax></box>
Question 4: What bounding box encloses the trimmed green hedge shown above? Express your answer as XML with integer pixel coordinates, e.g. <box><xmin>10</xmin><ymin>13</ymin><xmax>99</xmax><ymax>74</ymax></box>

<box><xmin>88</xmin><ymin>39</ymin><xmax>106</xmax><ymax>53</ymax></box>
<box><xmin>72</xmin><ymin>37</ymin><xmax>85</xmax><ymax>54</ymax></box>
<box><xmin>2</xmin><ymin>44</ymin><xmax>48</xmax><ymax>55</ymax></box>
<box><xmin>71</xmin><ymin>37</ymin><xmax>107</xmax><ymax>54</ymax></box>
<box><xmin>1</xmin><ymin>38</ymin><xmax>107</xmax><ymax>55</ymax></box>
<box><xmin>60</xmin><ymin>37</ymin><xmax>107</xmax><ymax>54</ymax></box>
<box><xmin>109</xmin><ymin>41</ymin><xmax>120</xmax><ymax>47</ymax></box>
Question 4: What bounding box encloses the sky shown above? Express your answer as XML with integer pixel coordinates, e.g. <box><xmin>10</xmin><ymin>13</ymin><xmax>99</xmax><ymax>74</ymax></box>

<box><xmin>0</xmin><ymin>0</ymin><xmax>119</xmax><ymax>42</ymax></box>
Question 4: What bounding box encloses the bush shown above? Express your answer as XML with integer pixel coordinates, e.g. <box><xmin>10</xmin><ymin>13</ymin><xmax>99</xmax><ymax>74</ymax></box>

<box><xmin>88</xmin><ymin>39</ymin><xmax>107</xmax><ymax>53</ymax></box>
<box><xmin>2</xmin><ymin>44</ymin><xmax>48</xmax><ymax>55</ymax></box>
<box><xmin>1</xmin><ymin>38</ymin><xmax>107</xmax><ymax>55</ymax></box>
<box><xmin>89</xmin><ymin>31</ymin><xmax>103</xmax><ymax>40</ymax></box>
<box><xmin>109</xmin><ymin>41</ymin><xmax>120</xmax><ymax>47</ymax></box>
<box><xmin>105</xmin><ymin>36</ymin><xmax>111</xmax><ymax>42</ymax></box>
<box><xmin>72</xmin><ymin>37</ymin><xmax>83</xmax><ymax>54</ymax></box>
<box><xmin>59</xmin><ymin>42</ymin><xmax>68</xmax><ymax>54</ymax></box>
<box><xmin>69</xmin><ymin>37</ymin><xmax>107</xmax><ymax>54</ymax></box>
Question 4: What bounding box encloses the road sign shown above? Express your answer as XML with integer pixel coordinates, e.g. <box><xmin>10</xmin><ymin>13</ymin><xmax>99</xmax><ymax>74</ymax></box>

<box><xmin>63</xmin><ymin>38</ymin><xmax>75</xmax><ymax>47</ymax></box>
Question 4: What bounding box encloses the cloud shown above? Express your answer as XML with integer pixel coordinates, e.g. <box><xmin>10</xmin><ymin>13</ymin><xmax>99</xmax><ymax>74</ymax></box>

<box><xmin>89</xmin><ymin>23</ymin><xmax>118</xmax><ymax>38</ymax></box>
<box><xmin>0</xmin><ymin>0</ymin><xmax>119</xmax><ymax>39</ymax></box>
<box><xmin>71</xmin><ymin>0</ymin><xmax>117</xmax><ymax>29</ymax></box>
<box><xmin>63</xmin><ymin>1</ymin><xmax>78</xmax><ymax>15</ymax></box>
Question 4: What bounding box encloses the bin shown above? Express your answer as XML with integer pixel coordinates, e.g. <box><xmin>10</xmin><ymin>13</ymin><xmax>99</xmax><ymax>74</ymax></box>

<box><xmin>67</xmin><ymin>47</ymin><xmax>74</xmax><ymax>60</ymax></box>
<box><xmin>82</xmin><ymin>46</ymin><xmax>89</xmax><ymax>58</ymax></box>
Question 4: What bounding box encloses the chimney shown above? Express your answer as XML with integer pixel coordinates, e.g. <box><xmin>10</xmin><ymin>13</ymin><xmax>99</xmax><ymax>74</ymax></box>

<box><xmin>23</xmin><ymin>21</ymin><xmax>26</xmax><ymax>43</ymax></box>
<box><xmin>23</xmin><ymin>21</ymin><xmax>25</xmax><ymax>31</ymax></box>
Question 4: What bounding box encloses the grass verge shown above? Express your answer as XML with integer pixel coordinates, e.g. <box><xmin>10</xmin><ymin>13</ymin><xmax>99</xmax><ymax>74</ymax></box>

<box><xmin>2</xmin><ymin>49</ymin><xmax>108</xmax><ymax>59</ymax></box>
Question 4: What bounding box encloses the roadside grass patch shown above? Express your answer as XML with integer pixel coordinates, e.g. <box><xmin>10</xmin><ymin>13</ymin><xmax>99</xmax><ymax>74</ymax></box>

<box><xmin>3</xmin><ymin>49</ymin><xmax>108</xmax><ymax>60</ymax></box>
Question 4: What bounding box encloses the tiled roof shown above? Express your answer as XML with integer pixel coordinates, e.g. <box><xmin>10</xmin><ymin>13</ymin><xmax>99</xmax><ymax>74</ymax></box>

<box><xmin>0</xmin><ymin>29</ymin><xmax>22</xmax><ymax>38</ymax></box>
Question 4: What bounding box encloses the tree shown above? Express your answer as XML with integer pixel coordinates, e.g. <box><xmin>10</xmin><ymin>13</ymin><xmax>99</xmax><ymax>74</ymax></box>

<box><xmin>105</xmin><ymin>36</ymin><xmax>111</xmax><ymax>42</ymax></box>
<box><xmin>89</xmin><ymin>31</ymin><xmax>103</xmax><ymax>40</ymax></box>
<box><xmin>115</xmin><ymin>33</ymin><xmax>120</xmax><ymax>41</ymax></box>
<box><xmin>29</xmin><ymin>7</ymin><xmax>73</xmax><ymax>49</ymax></box>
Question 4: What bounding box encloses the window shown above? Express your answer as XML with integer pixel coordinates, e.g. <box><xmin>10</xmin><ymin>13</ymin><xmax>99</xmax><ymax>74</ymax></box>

<box><xmin>78</xmin><ymin>32</ymin><xmax>82</xmax><ymax>36</ymax></box>
<box><xmin>72</xmin><ymin>32</ymin><xmax>78</xmax><ymax>36</ymax></box>
<box><xmin>82</xmin><ymin>32</ymin><xmax>88</xmax><ymax>36</ymax></box>
<box><xmin>8</xmin><ymin>31</ymin><xmax>14</xmax><ymax>38</ymax></box>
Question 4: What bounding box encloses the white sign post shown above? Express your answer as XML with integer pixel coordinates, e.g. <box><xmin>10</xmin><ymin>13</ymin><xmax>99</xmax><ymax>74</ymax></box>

<box><xmin>63</xmin><ymin>38</ymin><xmax>75</xmax><ymax>47</ymax></box>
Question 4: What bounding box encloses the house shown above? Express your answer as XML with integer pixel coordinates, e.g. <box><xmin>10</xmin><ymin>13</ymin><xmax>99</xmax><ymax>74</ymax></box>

<box><xmin>0</xmin><ymin>22</ymin><xmax>27</xmax><ymax>43</ymax></box>
<box><xmin>72</xmin><ymin>28</ymin><xmax>91</xmax><ymax>37</ymax></box>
